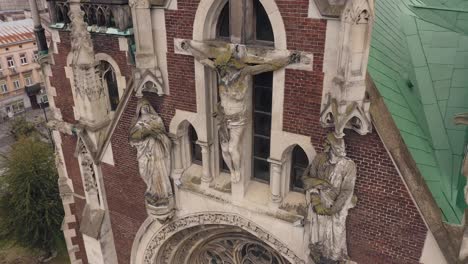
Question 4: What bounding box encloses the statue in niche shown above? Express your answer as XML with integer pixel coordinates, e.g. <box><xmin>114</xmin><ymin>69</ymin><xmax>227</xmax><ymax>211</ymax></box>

<box><xmin>129</xmin><ymin>99</ymin><xmax>174</xmax><ymax>222</ymax></box>
<box><xmin>302</xmin><ymin>133</ymin><xmax>357</xmax><ymax>263</ymax></box>
<box><xmin>181</xmin><ymin>41</ymin><xmax>300</xmax><ymax>183</ymax></box>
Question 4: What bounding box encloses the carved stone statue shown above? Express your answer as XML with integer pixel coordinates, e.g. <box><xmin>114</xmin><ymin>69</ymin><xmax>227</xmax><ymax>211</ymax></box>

<box><xmin>302</xmin><ymin>133</ymin><xmax>357</xmax><ymax>263</ymax></box>
<box><xmin>181</xmin><ymin>41</ymin><xmax>300</xmax><ymax>183</ymax></box>
<box><xmin>454</xmin><ymin>113</ymin><xmax>468</xmax><ymax>262</ymax></box>
<box><xmin>129</xmin><ymin>99</ymin><xmax>174</xmax><ymax>222</ymax></box>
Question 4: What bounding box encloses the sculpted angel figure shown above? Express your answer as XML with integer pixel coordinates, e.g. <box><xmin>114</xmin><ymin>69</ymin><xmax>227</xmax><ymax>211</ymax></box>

<box><xmin>181</xmin><ymin>40</ymin><xmax>300</xmax><ymax>182</ymax></box>
<box><xmin>302</xmin><ymin>133</ymin><xmax>357</xmax><ymax>263</ymax></box>
<box><xmin>129</xmin><ymin>99</ymin><xmax>173</xmax><ymax>211</ymax></box>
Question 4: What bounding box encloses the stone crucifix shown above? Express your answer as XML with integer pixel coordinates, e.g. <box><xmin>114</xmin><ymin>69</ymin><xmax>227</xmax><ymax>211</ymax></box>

<box><xmin>181</xmin><ymin>41</ymin><xmax>301</xmax><ymax>183</ymax></box>
<box><xmin>177</xmin><ymin>1</ymin><xmax>312</xmax><ymax>184</ymax></box>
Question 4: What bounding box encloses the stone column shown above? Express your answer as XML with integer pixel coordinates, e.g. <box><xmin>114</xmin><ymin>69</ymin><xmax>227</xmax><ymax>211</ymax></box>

<box><xmin>268</xmin><ymin>158</ymin><xmax>283</xmax><ymax>203</ymax></box>
<box><xmin>197</xmin><ymin>141</ymin><xmax>212</xmax><ymax>183</ymax></box>
<box><xmin>170</xmin><ymin>134</ymin><xmax>184</xmax><ymax>180</ymax></box>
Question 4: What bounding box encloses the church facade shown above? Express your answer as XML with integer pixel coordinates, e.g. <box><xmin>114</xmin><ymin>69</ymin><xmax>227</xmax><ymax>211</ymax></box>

<box><xmin>41</xmin><ymin>0</ymin><xmax>465</xmax><ymax>263</ymax></box>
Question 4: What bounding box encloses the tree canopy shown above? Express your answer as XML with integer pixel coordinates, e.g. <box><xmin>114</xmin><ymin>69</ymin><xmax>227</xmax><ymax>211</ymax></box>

<box><xmin>0</xmin><ymin>136</ymin><xmax>63</xmax><ymax>253</ymax></box>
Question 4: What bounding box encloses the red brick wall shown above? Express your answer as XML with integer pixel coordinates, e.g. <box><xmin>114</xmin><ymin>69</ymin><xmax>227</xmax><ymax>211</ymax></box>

<box><xmin>101</xmin><ymin>96</ymin><xmax>147</xmax><ymax>264</ymax></box>
<box><xmin>275</xmin><ymin>3</ymin><xmax>427</xmax><ymax>263</ymax></box>
<box><xmin>51</xmin><ymin>31</ymin><xmax>133</xmax><ymax>264</ymax></box>
<box><xmin>61</xmin><ymin>134</ymin><xmax>89</xmax><ymax>264</ymax></box>
<box><xmin>50</xmin><ymin>32</ymin><xmax>75</xmax><ymax>124</ymax></box>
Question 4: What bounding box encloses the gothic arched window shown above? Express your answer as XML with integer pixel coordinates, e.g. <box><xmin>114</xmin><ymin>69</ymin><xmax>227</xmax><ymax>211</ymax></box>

<box><xmin>88</xmin><ymin>6</ymin><xmax>97</xmax><ymax>25</ymax></box>
<box><xmin>97</xmin><ymin>7</ymin><xmax>106</xmax><ymax>27</ymax></box>
<box><xmin>254</xmin><ymin>0</ymin><xmax>274</xmax><ymax>42</ymax></box>
<box><xmin>290</xmin><ymin>146</ymin><xmax>308</xmax><ymax>191</ymax></box>
<box><xmin>217</xmin><ymin>2</ymin><xmax>230</xmax><ymax>39</ymax></box>
<box><xmin>99</xmin><ymin>61</ymin><xmax>119</xmax><ymax>111</ymax></box>
<box><xmin>189</xmin><ymin>125</ymin><xmax>202</xmax><ymax>164</ymax></box>
<box><xmin>253</xmin><ymin>71</ymin><xmax>273</xmax><ymax>183</ymax></box>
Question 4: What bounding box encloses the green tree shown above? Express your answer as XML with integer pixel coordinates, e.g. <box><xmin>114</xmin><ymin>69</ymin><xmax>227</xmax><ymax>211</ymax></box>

<box><xmin>9</xmin><ymin>117</ymin><xmax>38</xmax><ymax>140</ymax></box>
<box><xmin>0</xmin><ymin>136</ymin><xmax>64</xmax><ymax>254</ymax></box>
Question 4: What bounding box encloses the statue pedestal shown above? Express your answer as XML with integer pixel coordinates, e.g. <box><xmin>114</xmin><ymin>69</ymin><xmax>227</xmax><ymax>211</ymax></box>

<box><xmin>146</xmin><ymin>199</ymin><xmax>175</xmax><ymax>223</ymax></box>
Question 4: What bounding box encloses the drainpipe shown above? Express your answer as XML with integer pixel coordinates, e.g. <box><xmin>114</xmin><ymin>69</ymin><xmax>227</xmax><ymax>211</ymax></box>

<box><xmin>28</xmin><ymin>0</ymin><xmax>48</xmax><ymax>54</ymax></box>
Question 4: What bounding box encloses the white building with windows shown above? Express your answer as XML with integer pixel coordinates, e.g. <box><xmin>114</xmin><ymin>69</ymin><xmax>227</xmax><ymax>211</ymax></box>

<box><xmin>0</xmin><ymin>19</ymin><xmax>46</xmax><ymax>119</ymax></box>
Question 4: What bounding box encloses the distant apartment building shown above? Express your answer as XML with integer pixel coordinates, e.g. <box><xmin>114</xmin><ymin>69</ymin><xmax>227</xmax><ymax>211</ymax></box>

<box><xmin>0</xmin><ymin>19</ymin><xmax>47</xmax><ymax>119</ymax></box>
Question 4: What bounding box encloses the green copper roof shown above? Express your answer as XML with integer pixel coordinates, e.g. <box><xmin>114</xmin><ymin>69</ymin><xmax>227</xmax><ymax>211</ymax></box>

<box><xmin>369</xmin><ymin>0</ymin><xmax>468</xmax><ymax>223</ymax></box>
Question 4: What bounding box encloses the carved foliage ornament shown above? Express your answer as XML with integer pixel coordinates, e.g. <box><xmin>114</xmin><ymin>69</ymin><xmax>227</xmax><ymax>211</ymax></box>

<box><xmin>341</xmin><ymin>0</ymin><xmax>373</xmax><ymax>24</ymax></box>
<box><xmin>78</xmin><ymin>144</ymin><xmax>98</xmax><ymax>194</ymax></box>
<box><xmin>129</xmin><ymin>0</ymin><xmax>150</xmax><ymax>8</ymax></box>
<box><xmin>143</xmin><ymin>213</ymin><xmax>305</xmax><ymax>264</ymax></box>
<box><xmin>320</xmin><ymin>95</ymin><xmax>371</xmax><ymax>138</ymax></box>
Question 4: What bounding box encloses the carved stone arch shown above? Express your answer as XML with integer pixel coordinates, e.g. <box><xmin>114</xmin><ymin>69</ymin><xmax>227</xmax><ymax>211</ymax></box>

<box><xmin>135</xmin><ymin>70</ymin><xmax>165</xmax><ymax>97</ymax></box>
<box><xmin>169</xmin><ymin>109</ymin><xmax>205</xmax><ymax>141</ymax></box>
<box><xmin>193</xmin><ymin>0</ymin><xmax>287</xmax><ymax>50</ymax></box>
<box><xmin>131</xmin><ymin>213</ymin><xmax>306</xmax><ymax>264</ymax></box>
<box><xmin>277</xmin><ymin>141</ymin><xmax>314</xmax><ymax>196</ymax></box>
<box><xmin>169</xmin><ymin>111</ymin><xmax>206</xmax><ymax>172</ymax></box>
<box><xmin>96</xmin><ymin>6</ymin><xmax>106</xmax><ymax>26</ymax></box>
<box><xmin>95</xmin><ymin>53</ymin><xmax>126</xmax><ymax>104</ymax></box>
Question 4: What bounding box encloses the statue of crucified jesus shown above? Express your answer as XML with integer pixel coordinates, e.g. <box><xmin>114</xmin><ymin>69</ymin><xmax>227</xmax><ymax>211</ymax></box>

<box><xmin>181</xmin><ymin>41</ymin><xmax>300</xmax><ymax>183</ymax></box>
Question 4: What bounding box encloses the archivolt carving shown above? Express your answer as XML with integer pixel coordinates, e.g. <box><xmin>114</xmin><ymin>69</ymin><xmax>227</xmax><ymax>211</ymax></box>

<box><xmin>143</xmin><ymin>213</ymin><xmax>305</xmax><ymax>264</ymax></box>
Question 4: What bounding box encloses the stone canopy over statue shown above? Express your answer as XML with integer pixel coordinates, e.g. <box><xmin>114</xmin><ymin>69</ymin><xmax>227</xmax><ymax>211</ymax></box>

<box><xmin>181</xmin><ymin>40</ymin><xmax>300</xmax><ymax>183</ymax></box>
<box><xmin>302</xmin><ymin>133</ymin><xmax>357</xmax><ymax>263</ymax></box>
<box><xmin>129</xmin><ymin>99</ymin><xmax>175</xmax><ymax>223</ymax></box>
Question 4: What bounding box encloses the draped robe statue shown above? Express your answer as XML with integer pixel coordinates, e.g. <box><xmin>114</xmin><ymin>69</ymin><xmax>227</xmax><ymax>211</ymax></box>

<box><xmin>129</xmin><ymin>99</ymin><xmax>174</xmax><ymax>221</ymax></box>
<box><xmin>302</xmin><ymin>133</ymin><xmax>357</xmax><ymax>263</ymax></box>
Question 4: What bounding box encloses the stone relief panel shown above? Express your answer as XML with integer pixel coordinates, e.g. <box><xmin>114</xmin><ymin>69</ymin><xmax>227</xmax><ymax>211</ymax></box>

<box><xmin>302</xmin><ymin>133</ymin><xmax>357</xmax><ymax>263</ymax></box>
<box><xmin>143</xmin><ymin>213</ymin><xmax>306</xmax><ymax>264</ymax></box>
<box><xmin>129</xmin><ymin>99</ymin><xmax>175</xmax><ymax>223</ymax></box>
<box><xmin>160</xmin><ymin>228</ymin><xmax>291</xmax><ymax>264</ymax></box>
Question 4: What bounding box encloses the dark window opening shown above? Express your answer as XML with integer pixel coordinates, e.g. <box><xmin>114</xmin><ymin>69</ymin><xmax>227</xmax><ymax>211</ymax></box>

<box><xmin>99</xmin><ymin>61</ymin><xmax>119</xmax><ymax>111</ymax></box>
<box><xmin>62</xmin><ymin>5</ymin><xmax>70</xmax><ymax>24</ymax></box>
<box><xmin>290</xmin><ymin>146</ymin><xmax>308</xmax><ymax>191</ymax></box>
<box><xmin>97</xmin><ymin>8</ymin><xmax>106</xmax><ymax>26</ymax></box>
<box><xmin>217</xmin><ymin>2</ymin><xmax>230</xmax><ymax>39</ymax></box>
<box><xmin>108</xmin><ymin>11</ymin><xmax>116</xmax><ymax>28</ymax></box>
<box><xmin>254</xmin><ymin>0</ymin><xmax>274</xmax><ymax>42</ymax></box>
<box><xmin>189</xmin><ymin>125</ymin><xmax>202</xmax><ymax>164</ymax></box>
<box><xmin>56</xmin><ymin>6</ymin><xmax>63</xmax><ymax>22</ymax></box>
<box><xmin>253</xmin><ymin>72</ymin><xmax>273</xmax><ymax>183</ymax></box>
<box><xmin>88</xmin><ymin>7</ymin><xmax>97</xmax><ymax>25</ymax></box>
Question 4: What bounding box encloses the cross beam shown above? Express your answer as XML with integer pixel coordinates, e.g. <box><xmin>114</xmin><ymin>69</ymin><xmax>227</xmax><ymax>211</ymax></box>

<box><xmin>174</xmin><ymin>39</ymin><xmax>313</xmax><ymax>71</ymax></box>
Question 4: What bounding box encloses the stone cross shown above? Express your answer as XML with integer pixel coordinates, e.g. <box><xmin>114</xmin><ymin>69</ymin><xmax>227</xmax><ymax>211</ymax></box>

<box><xmin>174</xmin><ymin>0</ymin><xmax>313</xmax><ymax>184</ymax></box>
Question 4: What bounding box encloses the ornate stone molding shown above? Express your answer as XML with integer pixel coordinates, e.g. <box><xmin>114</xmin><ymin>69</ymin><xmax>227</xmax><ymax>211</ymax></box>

<box><xmin>134</xmin><ymin>70</ymin><xmax>165</xmax><ymax>97</ymax></box>
<box><xmin>320</xmin><ymin>94</ymin><xmax>371</xmax><ymax>138</ymax></box>
<box><xmin>130</xmin><ymin>0</ymin><xmax>173</xmax><ymax>9</ymax></box>
<box><xmin>47</xmin><ymin>120</ymin><xmax>74</xmax><ymax>135</ymax></box>
<box><xmin>129</xmin><ymin>0</ymin><xmax>150</xmax><ymax>8</ymax></box>
<box><xmin>313</xmin><ymin>0</ymin><xmax>347</xmax><ymax>18</ymax></box>
<box><xmin>143</xmin><ymin>213</ymin><xmax>305</xmax><ymax>264</ymax></box>
<box><xmin>341</xmin><ymin>0</ymin><xmax>373</xmax><ymax>24</ymax></box>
